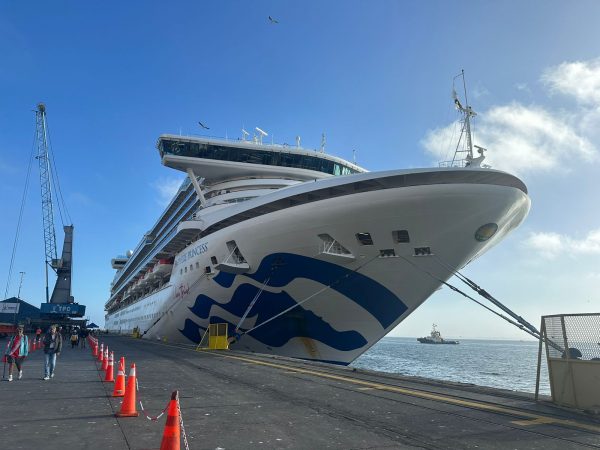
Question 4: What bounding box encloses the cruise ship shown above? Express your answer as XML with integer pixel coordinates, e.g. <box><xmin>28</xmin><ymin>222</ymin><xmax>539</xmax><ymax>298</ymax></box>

<box><xmin>105</xmin><ymin>120</ymin><xmax>530</xmax><ymax>365</ymax></box>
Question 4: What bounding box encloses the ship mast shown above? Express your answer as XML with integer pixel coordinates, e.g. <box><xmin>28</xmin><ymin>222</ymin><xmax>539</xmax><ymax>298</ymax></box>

<box><xmin>449</xmin><ymin>70</ymin><xmax>485</xmax><ymax>168</ymax></box>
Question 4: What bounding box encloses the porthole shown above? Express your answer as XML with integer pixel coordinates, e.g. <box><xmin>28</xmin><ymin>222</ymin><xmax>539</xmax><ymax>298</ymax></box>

<box><xmin>475</xmin><ymin>223</ymin><xmax>498</xmax><ymax>242</ymax></box>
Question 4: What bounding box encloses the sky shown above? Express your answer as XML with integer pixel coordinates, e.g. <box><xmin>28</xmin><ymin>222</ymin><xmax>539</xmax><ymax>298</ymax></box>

<box><xmin>1</xmin><ymin>1</ymin><xmax>599</xmax><ymax>338</ymax></box>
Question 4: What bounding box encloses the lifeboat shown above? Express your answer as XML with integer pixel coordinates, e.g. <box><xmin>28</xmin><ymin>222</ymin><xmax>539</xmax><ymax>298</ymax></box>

<box><xmin>154</xmin><ymin>258</ymin><xmax>174</xmax><ymax>278</ymax></box>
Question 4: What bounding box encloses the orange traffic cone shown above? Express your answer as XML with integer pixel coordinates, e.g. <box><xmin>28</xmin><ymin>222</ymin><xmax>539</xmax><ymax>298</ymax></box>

<box><xmin>98</xmin><ymin>343</ymin><xmax>104</xmax><ymax>362</ymax></box>
<box><xmin>101</xmin><ymin>347</ymin><xmax>109</xmax><ymax>371</ymax></box>
<box><xmin>104</xmin><ymin>351</ymin><xmax>115</xmax><ymax>382</ymax></box>
<box><xmin>112</xmin><ymin>364</ymin><xmax>126</xmax><ymax>397</ymax></box>
<box><xmin>160</xmin><ymin>391</ymin><xmax>181</xmax><ymax>450</ymax></box>
<box><xmin>116</xmin><ymin>364</ymin><xmax>139</xmax><ymax>417</ymax></box>
<box><xmin>119</xmin><ymin>356</ymin><xmax>125</xmax><ymax>372</ymax></box>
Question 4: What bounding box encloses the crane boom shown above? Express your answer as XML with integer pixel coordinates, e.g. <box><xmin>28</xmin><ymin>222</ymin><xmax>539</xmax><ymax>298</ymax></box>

<box><xmin>35</xmin><ymin>103</ymin><xmax>58</xmax><ymax>302</ymax></box>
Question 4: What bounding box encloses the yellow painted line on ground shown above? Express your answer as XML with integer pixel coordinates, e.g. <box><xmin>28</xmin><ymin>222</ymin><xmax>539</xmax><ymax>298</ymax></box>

<box><xmin>220</xmin><ymin>353</ymin><xmax>600</xmax><ymax>434</ymax></box>
<box><xmin>511</xmin><ymin>417</ymin><xmax>558</xmax><ymax>426</ymax></box>
<box><xmin>134</xmin><ymin>339</ymin><xmax>600</xmax><ymax>434</ymax></box>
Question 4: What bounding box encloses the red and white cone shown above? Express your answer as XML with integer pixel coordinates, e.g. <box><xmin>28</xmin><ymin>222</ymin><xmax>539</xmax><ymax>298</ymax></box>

<box><xmin>112</xmin><ymin>364</ymin><xmax>126</xmax><ymax>397</ymax></box>
<box><xmin>160</xmin><ymin>391</ymin><xmax>181</xmax><ymax>450</ymax></box>
<box><xmin>101</xmin><ymin>346</ymin><xmax>109</xmax><ymax>371</ymax></box>
<box><xmin>104</xmin><ymin>351</ymin><xmax>115</xmax><ymax>382</ymax></box>
<box><xmin>115</xmin><ymin>364</ymin><xmax>139</xmax><ymax>417</ymax></box>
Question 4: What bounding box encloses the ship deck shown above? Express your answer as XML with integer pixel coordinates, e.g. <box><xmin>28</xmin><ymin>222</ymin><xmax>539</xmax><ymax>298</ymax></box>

<box><xmin>2</xmin><ymin>335</ymin><xmax>599</xmax><ymax>449</ymax></box>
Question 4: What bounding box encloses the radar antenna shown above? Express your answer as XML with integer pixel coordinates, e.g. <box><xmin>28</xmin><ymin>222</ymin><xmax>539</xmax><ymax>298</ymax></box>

<box><xmin>255</xmin><ymin>127</ymin><xmax>268</xmax><ymax>144</ymax></box>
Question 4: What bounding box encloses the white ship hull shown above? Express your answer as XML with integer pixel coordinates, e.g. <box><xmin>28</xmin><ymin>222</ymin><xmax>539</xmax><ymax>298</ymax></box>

<box><xmin>106</xmin><ymin>170</ymin><xmax>529</xmax><ymax>365</ymax></box>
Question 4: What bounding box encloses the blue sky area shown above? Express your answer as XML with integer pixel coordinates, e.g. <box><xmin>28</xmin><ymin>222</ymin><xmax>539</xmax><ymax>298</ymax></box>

<box><xmin>1</xmin><ymin>1</ymin><xmax>599</xmax><ymax>338</ymax></box>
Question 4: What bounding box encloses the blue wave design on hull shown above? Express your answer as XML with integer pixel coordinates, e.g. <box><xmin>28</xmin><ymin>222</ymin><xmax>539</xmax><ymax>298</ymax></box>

<box><xmin>180</xmin><ymin>252</ymin><xmax>407</xmax><ymax>355</ymax></box>
<box><xmin>214</xmin><ymin>253</ymin><xmax>406</xmax><ymax>328</ymax></box>
<box><xmin>182</xmin><ymin>284</ymin><xmax>367</xmax><ymax>350</ymax></box>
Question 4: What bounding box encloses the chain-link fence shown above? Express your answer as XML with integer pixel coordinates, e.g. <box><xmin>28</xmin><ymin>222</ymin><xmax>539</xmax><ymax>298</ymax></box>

<box><xmin>543</xmin><ymin>313</ymin><xmax>600</xmax><ymax>361</ymax></box>
<box><xmin>536</xmin><ymin>313</ymin><xmax>600</xmax><ymax>411</ymax></box>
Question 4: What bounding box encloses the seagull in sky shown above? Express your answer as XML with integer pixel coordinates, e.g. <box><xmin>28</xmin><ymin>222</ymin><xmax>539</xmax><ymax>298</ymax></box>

<box><xmin>268</xmin><ymin>16</ymin><xmax>279</xmax><ymax>24</ymax></box>
<box><xmin>198</xmin><ymin>121</ymin><xmax>210</xmax><ymax>130</ymax></box>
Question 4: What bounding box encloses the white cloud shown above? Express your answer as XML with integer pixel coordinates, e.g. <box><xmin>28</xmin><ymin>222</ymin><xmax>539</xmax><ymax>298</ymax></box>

<box><xmin>422</xmin><ymin>102</ymin><xmax>597</xmax><ymax>175</ymax></box>
<box><xmin>152</xmin><ymin>176</ymin><xmax>185</xmax><ymax>206</ymax></box>
<box><xmin>524</xmin><ymin>229</ymin><xmax>600</xmax><ymax>259</ymax></box>
<box><xmin>423</xmin><ymin>57</ymin><xmax>600</xmax><ymax>175</ymax></box>
<box><xmin>542</xmin><ymin>59</ymin><xmax>600</xmax><ymax>105</ymax></box>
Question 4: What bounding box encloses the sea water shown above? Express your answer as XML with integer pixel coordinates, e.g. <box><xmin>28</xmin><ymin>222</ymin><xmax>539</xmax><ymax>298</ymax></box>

<box><xmin>351</xmin><ymin>337</ymin><xmax>550</xmax><ymax>395</ymax></box>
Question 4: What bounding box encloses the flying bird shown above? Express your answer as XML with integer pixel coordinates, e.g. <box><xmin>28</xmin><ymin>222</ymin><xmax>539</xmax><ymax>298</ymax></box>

<box><xmin>198</xmin><ymin>121</ymin><xmax>210</xmax><ymax>130</ymax></box>
<box><xmin>268</xmin><ymin>16</ymin><xmax>279</xmax><ymax>24</ymax></box>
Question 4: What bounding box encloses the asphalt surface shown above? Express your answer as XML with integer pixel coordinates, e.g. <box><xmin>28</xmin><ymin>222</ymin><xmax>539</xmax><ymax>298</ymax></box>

<box><xmin>1</xmin><ymin>335</ymin><xmax>599</xmax><ymax>449</ymax></box>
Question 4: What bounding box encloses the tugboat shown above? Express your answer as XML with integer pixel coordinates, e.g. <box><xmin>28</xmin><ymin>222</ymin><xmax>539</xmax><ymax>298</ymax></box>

<box><xmin>417</xmin><ymin>324</ymin><xmax>459</xmax><ymax>345</ymax></box>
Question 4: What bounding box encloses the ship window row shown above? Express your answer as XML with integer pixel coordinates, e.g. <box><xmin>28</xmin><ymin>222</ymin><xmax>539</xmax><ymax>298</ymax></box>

<box><xmin>180</xmin><ymin>262</ymin><xmax>202</xmax><ymax>275</ymax></box>
<box><xmin>352</xmin><ymin>229</ymin><xmax>433</xmax><ymax>257</ymax></box>
<box><xmin>159</xmin><ymin>140</ymin><xmax>360</xmax><ymax>176</ymax></box>
<box><xmin>356</xmin><ymin>230</ymin><xmax>411</xmax><ymax>246</ymax></box>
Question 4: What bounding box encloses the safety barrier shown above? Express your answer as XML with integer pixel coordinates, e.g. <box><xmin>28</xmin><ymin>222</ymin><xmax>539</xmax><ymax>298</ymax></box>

<box><xmin>195</xmin><ymin>322</ymin><xmax>229</xmax><ymax>351</ymax></box>
<box><xmin>535</xmin><ymin>312</ymin><xmax>600</xmax><ymax>411</ymax></box>
<box><xmin>90</xmin><ymin>337</ymin><xmax>188</xmax><ymax>449</ymax></box>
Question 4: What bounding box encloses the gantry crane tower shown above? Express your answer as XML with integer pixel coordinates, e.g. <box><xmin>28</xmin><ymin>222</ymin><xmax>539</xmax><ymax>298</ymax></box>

<box><xmin>34</xmin><ymin>103</ymin><xmax>77</xmax><ymax>309</ymax></box>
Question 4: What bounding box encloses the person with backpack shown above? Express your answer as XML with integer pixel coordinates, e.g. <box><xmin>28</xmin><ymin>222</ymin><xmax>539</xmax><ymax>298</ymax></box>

<box><xmin>70</xmin><ymin>329</ymin><xmax>79</xmax><ymax>348</ymax></box>
<box><xmin>4</xmin><ymin>325</ymin><xmax>29</xmax><ymax>381</ymax></box>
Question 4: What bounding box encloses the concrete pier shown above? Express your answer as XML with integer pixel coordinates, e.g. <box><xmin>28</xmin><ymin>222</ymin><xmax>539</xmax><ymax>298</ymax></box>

<box><xmin>1</xmin><ymin>335</ymin><xmax>599</xmax><ymax>449</ymax></box>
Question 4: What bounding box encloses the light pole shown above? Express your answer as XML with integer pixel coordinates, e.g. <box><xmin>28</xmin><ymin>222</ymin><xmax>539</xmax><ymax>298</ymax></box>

<box><xmin>17</xmin><ymin>272</ymin><xmax>25</xmax><ymax>298</ymax></box>
<box><xmin>14</xmin><ymin>272</ymin><xmax>25</xmax><ymax>326</ymax></box>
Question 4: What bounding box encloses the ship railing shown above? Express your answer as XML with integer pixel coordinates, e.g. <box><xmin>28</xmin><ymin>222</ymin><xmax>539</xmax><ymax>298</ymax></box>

<box><xmin>439</xmin><ymin>159</ymin><xmax>468</xmax><ymax>168</ymax></box>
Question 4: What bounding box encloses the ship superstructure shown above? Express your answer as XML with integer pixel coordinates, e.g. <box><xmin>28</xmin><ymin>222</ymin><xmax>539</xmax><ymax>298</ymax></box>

<box><xmin>105</xmin><ymin>130</ymin><xmax>529</xmax><ymax>364</ymax></box>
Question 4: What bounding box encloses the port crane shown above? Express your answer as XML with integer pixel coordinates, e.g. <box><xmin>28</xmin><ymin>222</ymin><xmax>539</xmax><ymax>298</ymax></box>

<box><xmin>34</xmin><ymin>104</ymin><xmax>83</xmax><ymax>316</ymax></box>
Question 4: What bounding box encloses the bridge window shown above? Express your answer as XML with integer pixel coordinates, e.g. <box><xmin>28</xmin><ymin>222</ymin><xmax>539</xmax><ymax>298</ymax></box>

<box><xmin>159</xmin><ymin>140</ymin><xmax>361</xmax><ymax>177</ymax></box>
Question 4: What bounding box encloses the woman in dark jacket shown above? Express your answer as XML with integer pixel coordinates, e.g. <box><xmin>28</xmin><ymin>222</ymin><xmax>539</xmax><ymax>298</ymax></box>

<box><xmin>43</xmin><ymin>325</ymin><xmax>62</xmax><ymax>380</ymax></box>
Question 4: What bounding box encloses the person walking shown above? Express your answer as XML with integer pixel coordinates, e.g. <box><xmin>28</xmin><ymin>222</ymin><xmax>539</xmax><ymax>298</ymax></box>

<box><xmin>35</xmin><ymin>327</ymin><xmax>42</xmax><ymax>344</ymax></box>
<box><xmin>4</xmin><ymin>325</ymin><xmax>29</xmax><ymax>381</ymax></box>
<box><xmin>42</xmin><ymin>325</ymin><xmax>62</xmax><ymax>380</ymax></box>
<box><xmin>79</xmin><ymin>327</ymin><xmax>87</xmax><ymax>349</ymax></box>
<box><xmin>70</xmin><ymin>328</ymin><xmax>79</xmax><ymax>348</ymax></box>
